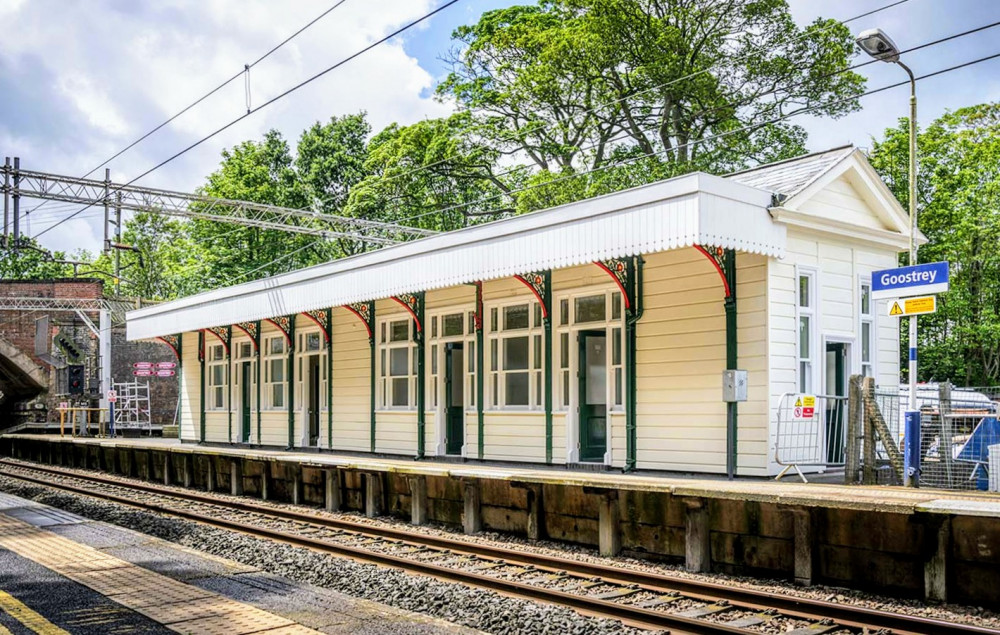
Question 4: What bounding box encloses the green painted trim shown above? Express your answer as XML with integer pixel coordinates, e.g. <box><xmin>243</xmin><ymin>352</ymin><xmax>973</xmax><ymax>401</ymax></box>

<box><xmin>724</xmin><ymin>248</ymin><xmax>738</xmax><ymax>479</ymax></box>
<box><xmin>327</xmin><ymin>307</ymin><xmax>334</xmax><ymax>450</ymax></box>
<box><xmin>225</xmin><ymin>326</ymin><xmax>232</xmax><ymax>444</ymax></box>
<box><xmin>255</xmin><ymin>321</ymin><xmax>261</xmax><ymax>445</ymax></box>
<box><xmin>542</xmin><ymin>271</ymin><xmax>553</xmax><ymax>464</ymax></box>
<box><xmin>368</xmin><ymin>301</ymin><xmax>376</xmax><ymax>453</ymax></box>
<box><xmin>287</xmin><ymin>318</ymin><xmax>296</xmax><ymax>450</ymax></box>
<box><xmin>413</xmin><ymin>292</ymin><xmax>426</xmax><ymax>459</ymax></box>
<box><xmin>624</xmin><ymin>256</ymin><xmax>644</xmax><ymax>473</ymax></box>
<box><xmin>198</xmin><ymin>331</ymin><xmax>206</xmax><ymax>443</ymax></box>
<box><xmin>475</xmin><ymin>282</ymin><xmax>485</xmax><ymax>459</ymax></box>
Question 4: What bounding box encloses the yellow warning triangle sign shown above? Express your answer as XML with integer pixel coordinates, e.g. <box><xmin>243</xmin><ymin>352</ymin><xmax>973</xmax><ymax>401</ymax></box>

<box><xmin>794</xmin><ymin>397</ymin><xmax>802</xmax><ymax>407</ymax></box>
<box><xmin>889</xmin><ymin>301</ymin><xmax>903</xmax><ymax>316</ymax></box>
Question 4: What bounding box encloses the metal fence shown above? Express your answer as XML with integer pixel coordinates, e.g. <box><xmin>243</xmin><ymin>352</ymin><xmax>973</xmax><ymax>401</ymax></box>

<box><xmin>774</xmin><ymin>393</ymin><xmax>849</xmax><ymax>482</ymax></box>
<box><xmin>871</xmin><ymin>384</ymin><xmax>1000</xmax><ymax>490</ymax></box>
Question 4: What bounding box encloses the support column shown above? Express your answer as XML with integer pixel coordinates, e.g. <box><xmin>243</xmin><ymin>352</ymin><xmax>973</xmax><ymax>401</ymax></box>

<box><xmin>205</xmin><ymin>457</ymin><xmax>216</xmax><ymax>492</ymax></box>
<box><xmin>261</xmin><ymin>463</ymin><xmax>271</xmax><ymax>501</ymax></box>
<box><xmin>462</xmin><ymin>479</ymin><xmax>481</xmax><ymax>535</ymax></box>
<box><xmin>163</xmin><ymin>454</ymin><xmax>171</xmax><ymax>486</ymax></box>
<box><xmin>790</xmin><ymin>506</ymin><xmax>815</xmax><ymax>586</ymax></box>
<box><xmin>364</xmin><ymin>472</ymin><xmax>383</xmax><ymax>518</ymax></box>
<box><xmin>597</xmin><ymin>491</ymin><xmax>621</xmax><ymax>557</ymax></box>
<box><xmin>231</xmin><ymin>459</ymin><xmax>244</xmax><ymax>496</ymax></box>
<box><xmin>291</xmin><ymin>465</ymin><xmax>302</xmax><ymax>505</ymax></box>
<box><xmin>408</xmin><ymin>476</ymin><xmax>427</xmax><ymax>526</ymax></box>
<box><xmin>324</xmin><ymin>469</ymin><xmax>341</xmax><ymax>512</ymax></box>
<box><xmin>924</xmin><ymin>516</ymin><xmax>950</xmax><ymax>603</ymax></box>
<box><xmin>515</xmin><ymin>483</ymin><xmax>544</xmax><ymax>541</ymax></box>
<box><xmin>684</xmin><ymin>498</ymin><xmax>711</xmax><ymax>572</ymax></box>
<box><xmin>182</xmin><ymin>454</ymin><xmax>192</xmax><ymax>488</ymax></box>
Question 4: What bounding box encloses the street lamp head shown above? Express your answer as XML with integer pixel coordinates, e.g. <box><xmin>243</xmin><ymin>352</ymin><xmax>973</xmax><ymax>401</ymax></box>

<box><xmin>855</xmin><ymin>28</ymin><xmax>901</xmax><ymax>63</ymax></box>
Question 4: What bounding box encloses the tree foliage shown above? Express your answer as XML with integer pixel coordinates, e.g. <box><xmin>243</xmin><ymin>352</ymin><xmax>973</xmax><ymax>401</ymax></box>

<box><xmin>869</xmin><ymin>103</ymin><xmax>1000</xmax><ymax>385</ymax></box>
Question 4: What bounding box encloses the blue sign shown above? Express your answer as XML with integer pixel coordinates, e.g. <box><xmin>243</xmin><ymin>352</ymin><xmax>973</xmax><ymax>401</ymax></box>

<box><xmin>872</xmin><ymin>261</ymin><xmax>949</xmax><ymax>299</ymax></box>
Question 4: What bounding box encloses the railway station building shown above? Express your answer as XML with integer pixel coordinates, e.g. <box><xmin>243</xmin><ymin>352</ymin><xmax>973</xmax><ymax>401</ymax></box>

<box><xmin>127</xmin><ymin>146</ymin><xmax>912</xmax><ymax>477</ymax></box>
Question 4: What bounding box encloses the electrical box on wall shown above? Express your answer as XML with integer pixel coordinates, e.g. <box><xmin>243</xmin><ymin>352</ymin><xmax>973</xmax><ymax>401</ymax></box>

<box><xmin>722</xmin><ymin>369</ymin><xmax>747</xmax><ymax>402</ymax></box>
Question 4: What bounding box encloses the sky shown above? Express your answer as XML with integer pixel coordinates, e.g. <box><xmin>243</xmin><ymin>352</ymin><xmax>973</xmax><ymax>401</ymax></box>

<box><xmin>1</xmin><ymin>0</ymin><xmax>999</xmax><ymax>257</ymax></box>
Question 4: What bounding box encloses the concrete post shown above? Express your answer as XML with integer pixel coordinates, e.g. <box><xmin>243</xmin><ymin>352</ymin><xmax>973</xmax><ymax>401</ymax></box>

<box><xmin>182</xmin><ymin>454</ymin><xmax>192</xmax><ymax>488</ymax></box>
<box><xmin>597</xmin><ymin>491</ymin><xmax>621</xmax><ymax>557</ymax></box>
<box><xmin>325</xmin><ymin>469</ymin><xmax>341</xmax><ymax>512</ymax></box>
<box><xmin>790</xmin><ymin>506</ymin><xmax>815</xmax><ymax>586</ymax></box>
<box><xmin>408</xmin><ymin>476</ymin><xmax>427</xmax><ymax>526</ymax></box>
<box><xmin>162</xmin><ymin>454</ymin><xmax>171</xmax><ymax>486</ymax></box>
<box><xmin>261</xmin><ymin>463</ymin><xmax>270</xmax><ymax>501</ymax></box>
<box><xmin>291</xmin><ymin>465</ymin><xmax>303</xmax><ymax>505</ymax></box>
<box><xmin>463</xmin><ymin>479</ymin><xmax>482</xmax><ymax>535</ymax></box>
<box><xmin>684</xmin><ymin>498</ymin><xmax>711</xmax><ymax>573</ymax></box>
<box><xmin>231</xmin><ymin>459</ymin><xmax>244</xmax><ymax>496</ymax></box>
<box><xmin>924</xmin><ymin>516</ymin><xmax>950</xmax><ymax>603</ymax></box>
<box><xmin>205</xmin><ymin>457</ymin><xmax>216</xmax><ymax>492</ymax></box>
<box><xmin>525</xmin><ymin>484</ymin><xmax>543</xmax><ymax>541</ymax></box>
<box><xmin>364</xmin><ymin>473</ymin><xmax>383</xmax><ymax>518</ymax></box>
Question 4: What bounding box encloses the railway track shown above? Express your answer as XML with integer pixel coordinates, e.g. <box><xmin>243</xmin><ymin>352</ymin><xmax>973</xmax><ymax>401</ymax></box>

<box><xmin>0</xmin><ymin>458</ymin><xmax>990</xmax><ymax>635</ymax></box>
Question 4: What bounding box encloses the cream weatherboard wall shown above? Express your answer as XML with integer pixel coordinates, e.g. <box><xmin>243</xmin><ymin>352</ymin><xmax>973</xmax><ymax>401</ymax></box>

<box><xmin>766</xmin><ymin>173</ymin><xmax>902</xmax><ymax>475</ymax></box>
<box><xmin>329</xmin><ymin>306</ymin><xmax>373</xmax><ymax>453</ymax></box>
<box><xmin>634</xmin><ymin>249</ymin><xmax>769</xmax><ymax>475</ymax></box>
<box><xmin>178</xmin><ymin>331</ymin><xmax>200</xmax><ymax>442</ymax></box>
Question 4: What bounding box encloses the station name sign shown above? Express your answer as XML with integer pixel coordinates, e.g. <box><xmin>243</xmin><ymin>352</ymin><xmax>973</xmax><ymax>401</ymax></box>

<box><xmin>871</xmin><ymin>261</ymin><xmax>949</xmax><ymax>300</ymax></box>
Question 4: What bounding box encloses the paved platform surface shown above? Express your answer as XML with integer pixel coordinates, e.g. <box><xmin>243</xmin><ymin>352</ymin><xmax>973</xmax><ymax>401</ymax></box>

<box><xmin>7</xmin><ymin>433</ymin><xmax>1000</xmax><ymax>516</ymax></box>
<box><xmin>0</xmin><ymin>491</ymin><xmax>477</xmax><ymax>634</ymax></box>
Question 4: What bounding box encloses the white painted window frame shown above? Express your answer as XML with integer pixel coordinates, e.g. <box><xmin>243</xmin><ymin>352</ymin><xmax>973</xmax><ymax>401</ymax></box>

<box><xmin>858</xmin><ymin>274</ymin><xmax>876</xmax><ymax>379</ymax></box>
<box><xmin>485</xmin><ymin>297</ymin><xmax>544</xmax><ymax>411</ymax></box>
<box><xmin>263</xmin><ymin>334</ymin><xmax>287</xmax><ymax>411</ymax></box>
<box><xmin>377</xmin><ymin>314</ymin><xmax>417</xmax><ymax>411</ymax></box>
<box><xmin>206</xmin><ymin>343</ymin><xmax>227</xmax><ymax>411</ymax></box>
<box><xmin>427</xmin><ymin>306</ymin><xmax>476</xmax><ymax>412</ymax></box>
<box><xmin>795</xmin><ymin>266</ymin><xmax>819</xmax><ymax>394</ymax></box>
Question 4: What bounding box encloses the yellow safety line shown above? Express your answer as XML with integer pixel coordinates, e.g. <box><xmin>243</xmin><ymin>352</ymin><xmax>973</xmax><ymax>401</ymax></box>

<box><xmin>0</xmin><ymin>590</ymin><xmax>70</xmax><ymax>635</ymax></box>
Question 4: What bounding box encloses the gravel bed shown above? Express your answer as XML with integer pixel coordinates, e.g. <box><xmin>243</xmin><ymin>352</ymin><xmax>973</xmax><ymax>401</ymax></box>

<box><xmin>0</xmin><ymin>475</ymin><xmax>652</xmax><ymax>635</ymax></box>
<box><xmin>5</xmin><ymin>461</ymin><xmax>998</xmax><ymax>630</ymax></box>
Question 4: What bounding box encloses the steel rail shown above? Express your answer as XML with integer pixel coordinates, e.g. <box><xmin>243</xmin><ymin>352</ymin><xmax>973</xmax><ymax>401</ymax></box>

<box><xmin>1</xmin><ymin>460</ymin><xmax>992</xmax><ymax>635</ymax></box>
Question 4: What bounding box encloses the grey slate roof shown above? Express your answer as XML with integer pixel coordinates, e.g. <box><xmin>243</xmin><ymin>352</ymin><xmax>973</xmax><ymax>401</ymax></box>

<box><xmin>726</xmin><ymin>145</ymin><xmax>855</xmax><ymax>200</ymax></box>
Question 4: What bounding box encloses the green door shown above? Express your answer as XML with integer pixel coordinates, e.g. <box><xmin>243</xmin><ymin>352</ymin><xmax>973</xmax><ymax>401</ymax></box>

<box><xmin>445</xmin><ymin>343</ymin><xmax>464</xmax><ymax>455</ymax></box>
<box><xmin>578</xmin><ymin>330</ymin><xmax>607</xmax><ymax>462</ymax></box>
<box><xmin>308</xmin><ymin>356</ymin><xmax>320</xmax><ymax>446</ymax></box>
<box><xmin>240</xmin><ymin>362</ymin><xmax>252</xmax><ymax>443</ymax></box>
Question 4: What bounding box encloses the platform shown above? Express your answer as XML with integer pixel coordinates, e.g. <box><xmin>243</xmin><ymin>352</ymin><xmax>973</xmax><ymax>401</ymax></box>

<box><xmin>0</xmin><ymin>489</ymin><xmax>477</xmax><ymax>634</ymax></box>
<box><xmin>3</xmin><ymin>433</ymin><xmax>999</xmax><ymax>608</ymax></box>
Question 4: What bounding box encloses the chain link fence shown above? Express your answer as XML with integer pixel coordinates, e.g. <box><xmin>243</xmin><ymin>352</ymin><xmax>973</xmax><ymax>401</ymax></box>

<box><xmin>868</xmin><ymin>383</ymin><xmax>1000</xmax><ymax>490</ymax></box>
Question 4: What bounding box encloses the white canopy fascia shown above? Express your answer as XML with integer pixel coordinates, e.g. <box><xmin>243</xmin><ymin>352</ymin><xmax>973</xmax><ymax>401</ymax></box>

<box><xmin>127</xmin><ymin>171</ymin><xmax>784</xmax><ymax>341</ymax></box>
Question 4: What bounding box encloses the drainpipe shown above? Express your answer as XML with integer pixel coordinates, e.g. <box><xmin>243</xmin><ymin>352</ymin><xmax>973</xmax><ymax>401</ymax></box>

<box><xmin>198</xmin><ymin>331</ymin><xmax>206</xmax><ymax>443</ymax></box>
<box><xmin>724</xmin><ymin>249</ymin><xmax>738</xmax><ymax>480</ymax></box>
<box><xmin>327</xmin><ymin>308</ymin><xmax>334</xmax><ymax>450</ymax></box>
<box><xmin>415</xmin><ymin>293</ymin><xmax>426</xmax><ymax>460</ymax></box>
<box><xmin>624</xmin><ymin>255</ymin><xmax>645</xmax><ymax>472</ymax></box>
<box><xmin>368</xmin><ymin>301</ymin><xmax>377</xmax><ymax>454</ymax></box>
<box><xmin>476</xmin><ymin>283</ymin><xmax>485</xmax><ymax>459</ymax></box>
<box><xmin>543</xmin><ymin>270</ymin><xmax>553</xmax><ymax>464</ymax></box>
<box><xmin>286</xmin><ymin>319</ymin><xmax>296</xmax><ymax>450</ymax></box>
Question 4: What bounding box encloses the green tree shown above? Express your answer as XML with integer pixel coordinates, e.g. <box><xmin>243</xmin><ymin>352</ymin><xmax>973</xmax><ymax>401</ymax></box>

<box><xmin>0</xmin><ymin>238</ymin><xmax>73</xmax><ymax>279</ymax></box>
<box><xmin>869</xmin><ymin>103</ymin><xmax>1000</xmax><ymax>385</ymax></box>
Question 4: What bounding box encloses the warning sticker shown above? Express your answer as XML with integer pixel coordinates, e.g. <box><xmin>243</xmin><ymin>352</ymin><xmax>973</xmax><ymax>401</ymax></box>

<box><xmin>890</xmin><ymin>301</ymin><xmax>903</xmax><ymax>316</ymax></box>
<box><xmin>792</xmin><ymin>395</ymin><xmax>816</xmax><ymax>419</ymax></box>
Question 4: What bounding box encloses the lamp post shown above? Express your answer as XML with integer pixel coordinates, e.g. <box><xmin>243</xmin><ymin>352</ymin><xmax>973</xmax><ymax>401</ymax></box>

<box><xmin>856</xmin><ymin>28</ymin><xmax>920</xmax><ymax>486</ymax></box>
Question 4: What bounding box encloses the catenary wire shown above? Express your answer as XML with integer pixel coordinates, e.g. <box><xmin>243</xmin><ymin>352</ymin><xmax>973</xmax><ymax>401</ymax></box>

<box><xmin>33</xmin><ymin>0</ymin><xmax>463</xmax><ymax>242</ymax></box>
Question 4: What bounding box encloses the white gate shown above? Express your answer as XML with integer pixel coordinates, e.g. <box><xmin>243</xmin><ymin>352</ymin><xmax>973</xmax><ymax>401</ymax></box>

<box><xmin>774</xmin><ymin>393</ymin><xmax>848</xmax><ymax>482</ymax></box>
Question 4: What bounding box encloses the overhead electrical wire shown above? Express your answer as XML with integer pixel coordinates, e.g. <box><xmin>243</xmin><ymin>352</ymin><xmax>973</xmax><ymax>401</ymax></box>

<box><xmin>395</xmin><ymin>46</ymin><xmax>1000</xmax><ymax>224</ymax></box>
<box><xmin>33</xmin><ymin>0</ymin><xmax>464</xmax><ymax>241</ymax></box>
<box><xmin>24</xmin><ymin>0</ymin><xmax>353</xmax><ymax>221</ymax></box>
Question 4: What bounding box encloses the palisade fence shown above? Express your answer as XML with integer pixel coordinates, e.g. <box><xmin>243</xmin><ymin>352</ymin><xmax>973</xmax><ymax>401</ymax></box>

<box><xmin>851</xmin><ymin>379</ymin><xmax>1000</xmax><ymax>491</ymax></box>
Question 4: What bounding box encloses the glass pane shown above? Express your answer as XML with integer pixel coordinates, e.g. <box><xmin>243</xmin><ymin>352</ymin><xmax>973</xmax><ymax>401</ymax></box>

<box><xmin>505</xmin><ymin>372</ymin><xmax>529</xmax><ymax>406</ymax></box>
<box><xmin>799</xmin><ymin>316</ymin><xmax>810</xmax><ymax>358</ymax></box>
<box><xmin>612</xmin><ymin>328</ymin><xmax>621</xmax><ymax>365</ymax></box>
<box><xmin>490</xmin><ymin>307</ymin><xmax>497</xmax><ymax>332</ymax></box>
<box><xmin>443</xmin><ymin>313</ymin><xmax>464</xmax><ymax>337</ymax></box>
<box><xmin>560</xmin><ymin>332</ymin><xmax>569</xmax><ymax>369</ymax></box>
<box><xmin>533</xmin><ymin>303</ymin><xmax>542</xmax><ymax>328</ymax></box>
<box><xmin>212</xmin><ymin>365</ymin><xmax>224</xmax><ymax>384</ymax></box>
<box><xmin>585</xmin><ymin>336</ymin><xmax>607</xmax><ymax>405</ymax></box>
<box><xmin>503</xmin><ymin>304</ymin><xmax>529</xmax><ymax>330</ymax></box>
<box><xmin>535</xmin><ymin>372</ymin><xmax>541</xmax><ymax>407</ymax></box>
<box><xmin>390</xmin><ymin>320</ymin><xmax>409</xmax><ymax>342</ymax></box>
<box><xmin>492</xmin><ymin>374</ymin><xmax>498</xmax><ymax>407</ymax></box>
<box><xmin>390</xmin><ymin>347</ymin><xmax>408</xmax><ymax>376</ymax></box>
<box><xmin>490</xmin><ymin>339</ymin><xmax>498</xmax><ymax>371</ymax></box>
<box><xmin>468</xmin><ymin>342</ymin><xmax>476</xmax><ymax>372</ymax></box>
<box><xmin>575</xmin><ymin>295</ymin><xmax>606</xmax><ymax>323</ymax></box>
<box><xmin>270</xmin><ymin>359</ymin><xmax>284</xmax><ymax>382</ymax></box>
<box><xmin>468</xmin><ymin>311</ymin><xmax>476</xmax><ymax>334</ymax></box>
<box><xmin>214</xmin><ymin>345</ymin><xmax>223</xmax><ymax>360</ymax></box>
<box><xmin>431</xmin><ymin>345</ymin><xmax>438</xmax><ymax>375</ymax></box>
<box><xmin>272</xmin><ymin>385</ymin><xmax>284</xmax><ymax>408</ymax></box>
<box><xmin>391</xmin><ymin>377</ymin><xmax>409</xmax><ymax>406</ymax></box>
<box><xmin>533</xmin><ymin>334</ymin><xmax>541</xmax><ymax>369</ymax></box>
<box><xmin>862</xmin><ymin>322</ymin><xmax>871</xmax><ymax>363</ymax></box>
<box><xmin>562</xmin><ymin>370</ymin><xmax>569</xmax><ymax>406</ymax></box>
<box><xmin>798</xmin><ymin>275</ymin><xmax>810</xmax><ymax>308</ymax></box>
<box><xmin>559</xmin><ymin>299</ymin><xmax>569</xmax><ymax>326</ymax></box>
<box><xmin>412</xmin><ymin>346</ymin><xmax>418</xmax><ymax>375</ymax></box>
<box><xmin>615</xmin><ymin>368</ymin><xmax>623</xmax><ymax>406</ymax></box>
<box><xmin>306</xmin><ymin>332</ymin><xmax>321</xmax><ymax>351</ymax></box>
<box><xmin>269</xmin><ymin>337</ymin><xmax>284</xmax><ymax>355</ymax></box>
<box><xmin>431</xmin><ymin>316</ymin><xmax>438</xmax><ymax>338</ymax></box>
<box><xmin>240</xmin><ymin>342</ymin><xmax>251</xmax><ymax>358</ymax></box>
<box><xmin>214</xmin><ymin>387</ymin><xmax>223</xmax><ymax>408</ymax></box>
<box><xmin>432</xmin><ymin>377</ymin><xmax>438</xmax><ymax>407</ymax></box>
<box><xmin>799</xmin><ymin>362</ymin><xmax>810</xmax><ymax>393</ymax></box>
<box><xmin>380</xmin><ymin>349</ymin><xmax>386</xmax><ymax>376</ymax></box>
<box><xmin>503</xmin><ymin>336</ymin><xmax>529</xmax><ymax>370</ymax></box>
<box><xmin>612</xmin><ymin>292</ymin><xmax>622</xmax><ymax>320</ymax></box>
<box><xmin>380</xmin><ymin>321</ymin><xmax>386</xmax><ymax>344</ymax></box>
<box><xmin>861</xmin><ymin>284</ymin><xmax>871</xmax><ymax>315</ymax></box>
